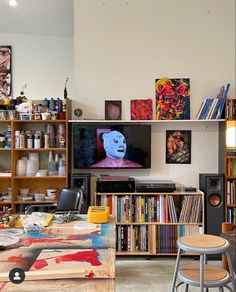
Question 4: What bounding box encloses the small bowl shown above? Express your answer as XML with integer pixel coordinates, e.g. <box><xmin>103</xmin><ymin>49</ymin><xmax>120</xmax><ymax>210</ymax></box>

<box><xmin>20</xmin><ymin>188</ymin><xmax>30</xmax><ymax>196</ymax></box>
<box><xmin>34</xmin><ymin>194</ymin><xmax>45</xmax><ymax>201</ymax></box>
<box><xmin>45</xmin><ymin>195</ymin><xmax>55</xmax><ymax>201</ymax></box>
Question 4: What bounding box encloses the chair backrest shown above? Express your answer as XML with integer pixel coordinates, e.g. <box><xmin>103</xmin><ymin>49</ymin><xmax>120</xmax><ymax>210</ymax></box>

<box><xmin>56</xmin><ymin>188</ymin><xmax>83</xmax><ymax>212</ymax></box>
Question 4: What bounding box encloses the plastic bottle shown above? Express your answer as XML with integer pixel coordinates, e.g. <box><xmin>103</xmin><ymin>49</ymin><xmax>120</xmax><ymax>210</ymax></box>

<box><xmin>19</xmin><ymin>131</ymin><xmax>25</xmax><ymax>148</ymax></box>
<box><xmin>49</xmin><ymin>98</ymin><xmax>55</xmax><ymax>111</ymax></box>
<box><xmin>57</xmin><ymin>98</ymin><xmax>63</xmax><ymax>112</ymax></box>
<box><xmin>15</xmin><ymin>130</ymin><xmax>20</xmax><ymax>148</ymax></box>
<box><xmin>56</xmin><ymin>124</ymin><xmax>66</xmax><ymax>148</ymax></box>
<box><xmin>4</xmin><ymin>125</ymin><xmax>11</xmax><ymax>148</ymax></box>
<box><xmin>46</xmin><ymin>124</ymin><xmax>55</xmax><ymax>148</ymax></box>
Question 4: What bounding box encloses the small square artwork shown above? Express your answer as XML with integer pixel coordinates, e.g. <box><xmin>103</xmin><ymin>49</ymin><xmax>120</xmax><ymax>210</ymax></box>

<box><xmin>156</xmin><ymin>78</ymin><xmax>190</xmax><ymax>120</ymax></box>
<box><xmin>0</xmin><ymin>46</ymin><xmax>12</xmax><ymax>99</ymax></box>
<box><xmin>130</xmin><ymin>98</ymin><xmax>153</xmax><ymax>120</ymax></box>
<box><xmin>105</xmin><ymin>100</ymin><xmax>122</xmax><ymax>120</ymax></box>
<box><xmin>166</xmin><ymin>130</ymin><xmax>191</xmax><ymax>164</ymax></box>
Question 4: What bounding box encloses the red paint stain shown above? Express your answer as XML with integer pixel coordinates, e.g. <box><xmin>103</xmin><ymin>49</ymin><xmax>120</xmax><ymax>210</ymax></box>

<box><xmin>32</xmin><ymin>250</ymin><xmax>102</xmax><ymax>270</ymax></box>
<box><xmin>86</xmin><ymin>270</ymin><xmax>95</xmax><ymax>278</ymax></box>
<box><xmin>55</xmin><ymin>250</ymin><xmax>101</xmax><ymax>266</ymax></box>
<box><xmin>32</xmin><ymin>259</ymin><xmax>48</xmax><ymax>270</ymax></box>
<box><xmin>0</xmin><ymin>282</ymin><xmax>7</xmax><ymax>292</ymax></box>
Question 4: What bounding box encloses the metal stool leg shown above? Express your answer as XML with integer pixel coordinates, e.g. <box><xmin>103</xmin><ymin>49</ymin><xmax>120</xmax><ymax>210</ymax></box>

<box><xmin>219</xmin><ymin>287</ymin><xmax>224</xmax><ymax>292</ymax></box>
<box><xmin>171</xmin><ymin>248</ymin><xmax>182</xmax><ymax>292</ymax></box>
<box><xmin>225</xmin><ymin>250</ymin><xmax>236</xmax><ymax>292</ymax></box>
<box><xmin>200</xmin><ymin>254</ymin><xmax>205</xmax><ymax>292</ymax></box>
<box><xmin>184</xmin><ymin>283</ymin><xmax>189</xmax><ymax>292</ymax></box>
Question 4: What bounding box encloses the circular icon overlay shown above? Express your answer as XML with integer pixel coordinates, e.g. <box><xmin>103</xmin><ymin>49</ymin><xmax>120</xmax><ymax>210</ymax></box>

<box><xmin>9</xmin><ymin>268</ymin><xmax>25</xmax><ymax>284</ymax></box>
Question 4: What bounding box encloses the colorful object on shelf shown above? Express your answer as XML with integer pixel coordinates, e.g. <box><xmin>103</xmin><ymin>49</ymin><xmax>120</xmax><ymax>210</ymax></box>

<box><xmin>156</xmin><ymin>77</ymin><xmax>190</xmax><ymax>120</ymax></box>
<box><xmin>130</xmin><ymin>98</ymin><xmax>153</xmax><ymax>120</ymax></box>
<box><xmin>166</xmin><ymin>130</ymin><xmax>191</xmax><ymax>164</ymax></box>
<box><xmin>0</xmin><ymin>46</ymin><xmax>12</xmax><ymax>100</ymax></box>
<box><xmin>88</xmin><ymin>206</ymin><xmax>109</xmax><ymax>223</ymax></box>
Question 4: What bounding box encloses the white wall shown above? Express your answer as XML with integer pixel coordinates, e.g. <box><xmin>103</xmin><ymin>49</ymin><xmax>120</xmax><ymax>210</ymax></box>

<box><xmin>0</xmin><ymin>32</ymin><xmax>74</xmax><ymax>99</ymax></box>
<box><xmin>73</xmin><ymin>0</ymin><xmax>235</xmax><ymax>187</ymax></box>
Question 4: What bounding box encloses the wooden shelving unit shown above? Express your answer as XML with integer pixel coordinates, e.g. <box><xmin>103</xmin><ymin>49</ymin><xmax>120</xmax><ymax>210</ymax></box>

<box><xmin>0</xmin><ymin>100</ymin><xmax>69</xmax><ymax>213</ymax></box>
<box><xmin>95</xmin><ymin>191</ymin><xmax>204</xmax><ymax>255</ymax></box>
<box><xmin>224</xmin><ymin>99</ymin><xmax>236</xmax><ymax>224</ymax></box>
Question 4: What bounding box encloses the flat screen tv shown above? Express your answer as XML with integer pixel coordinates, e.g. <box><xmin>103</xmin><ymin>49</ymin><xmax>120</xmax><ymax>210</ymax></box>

<box><xmin>72</xmin><ymin>124</ymin><xmax>151</xmax><ymax>169</ymax></box>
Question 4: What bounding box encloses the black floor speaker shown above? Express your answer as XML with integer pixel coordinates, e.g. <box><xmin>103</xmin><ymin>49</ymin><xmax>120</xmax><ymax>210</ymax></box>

<box><xmin>199</xmin><ymin>173</ymin><xmax>224</xmax><ymax>236</ymax></box>
<box><xmin>70</xmin><ymin>174</ymin><xmax>91</xmax><ymax>214</ymax></box>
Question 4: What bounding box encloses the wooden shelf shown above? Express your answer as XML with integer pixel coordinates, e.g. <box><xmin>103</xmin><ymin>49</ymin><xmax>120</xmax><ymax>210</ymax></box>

<box><xmin>0</xmin><ymin>201</ymin><xmax>12</xmax><ymax>205</ymax></box>
<box><xmin>116</xmin><ymin>222</ymin><xmax>203</xmax><ymax>225</ymax></box>
<box><xmin>13</xmin><ymin>148</ymin><xmax>67</xmax><ymax>151</ymax></box>
<box><xmin>225</xmin><ymin>156</ymin><xmax>236</xmax><ymax>159</ymax></box>
<box><xmin>14</xmin><ymin>176</ymin><xmax>67</xmax><ymax>179</ymax></box>
<box><xmin>0</xmin><ymin>176</ymin><xmax>11</xmax><ymax>179</ymax></box>
<box><xmin>13</xmin><ymin>120</ymin><xmax>66</xmax><ymax>123</ymax></box>
<box><xmin>96</xmin><ymin>191</ymin><xmax>203</xmax><ymax>196</ymax></box>
<box><xmin>225</xmin><ymin>176</ymin><xmax>236</xmax><ymax>179</ymax></box>
<box><xmin>14</xmin><ymin>200</ymin><xmax>57</xmax><ymax>204</ymax></box>
<box><xmin>69</xmin><ymin>119</ymin><xmax>225</xmax><ymax>124</ymax></box>
<box><xmin>225</xmin><ymin>204</ymin><xmax>236</xmax><ymax>207</ymax></box>
<box><xmin>0</xmin><ymin>148</ymin><xmax>11</xmax><ymax>151</ymax></box>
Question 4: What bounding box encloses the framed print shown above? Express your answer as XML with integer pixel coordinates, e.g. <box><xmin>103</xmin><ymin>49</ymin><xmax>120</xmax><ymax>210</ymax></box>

<box><xmin>166</xmin><ymin>130</ymin><xmax>191</xmax><ymax>164</ymax></box>
<box><xmin>105</xmin><ymin>100</ymin><xmax>122</xmax><ymax>120</ymax></box>
<box><xmin>0</xmin><ymin>46</ymin><xmax>12</xmax><ymax>99</ymax></box>
<box><xmin>156</xmin><ymin>78</ymin><xmax>190</xmax><ymax>120</ymax></box>
<box><xmin>130</xmin><ymin>98</ymin><xmax>153</xmax><ymax>120</ymax></box>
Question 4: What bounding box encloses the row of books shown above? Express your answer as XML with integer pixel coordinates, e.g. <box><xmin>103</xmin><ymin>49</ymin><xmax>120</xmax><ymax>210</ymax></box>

<box><xmin>100</xmin><ymin>194</ymin><xmax>202</xmax><ymax>223</ymax></box>
<box><xmin>115</xmin><ymin>224</ymin><xmax>201</xmax><ymax>253</ymax></box>
<box><xmin>116</xmin><ymin>225</ymin><xmax>148</xmax><ymax>252</ymax></box>
<box><xmin>196</xmin><ymin>84</ymin><xmax>230</xmax><ymax>120</ymax></box>
<box><xmin>155</xmin><ymin>225</ymin><xmax>201</xmax><ymax>254</ymax></box>
<box><xmin>226</xmin><ymin>180</ymin><xmax>236</xmax><ymax>204</ymax></box>
<box><xmin>226</xmin><ymin>207</ymin><xmax>236</xmax><ymax>224</ymax></box>
<box><xmin>226</xmin><ymin>98</ymin><xmax>236</xmax><ymax>120</ymax></box>
<box><xmin>178</xmin><ymin>195</ymin><xmax>202</xmax><ymax>223</ymax></box>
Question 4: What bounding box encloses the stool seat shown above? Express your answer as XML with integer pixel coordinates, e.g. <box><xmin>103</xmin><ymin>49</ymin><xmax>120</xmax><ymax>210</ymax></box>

<box><xmin>179</xmin><ymin>263</ymin><xmax>230</xmax><ymax>284</ymax></box>
<box><xmin>178</xmin><ymin>234</ymin><xmax>229</xmax><ymax>254</ymax></box>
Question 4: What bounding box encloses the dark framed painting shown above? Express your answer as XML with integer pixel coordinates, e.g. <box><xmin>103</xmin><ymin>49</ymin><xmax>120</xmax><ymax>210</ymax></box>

<box><xmin>156</xmin><ymin>78</ymin><xmax>190</xmax><ymax>120</ymax></box>
<box><xmin>105</xmin><ymin>100</ymin><xmax>122</xmax><ymax>120</ymax></box>
<box><xmin>166</xmin><ymin>130</ymin><xmax>191</xmax><ymax>164</ymax></box>
<box><xmin>0</xmin><ymin>46</ymin><xmax>12</xmax><ymax>99</ymax></box>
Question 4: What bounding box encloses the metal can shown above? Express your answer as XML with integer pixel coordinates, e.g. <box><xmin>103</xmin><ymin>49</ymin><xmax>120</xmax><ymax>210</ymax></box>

<box><xmin>34</xmin><ymin>131</ymin><xmax>41</xmax><ymax>148</ymax></box>
<box><xmin>27</xmin><ymin>133</ymin><xmax>33</xmax><ymax>148</ymax></box>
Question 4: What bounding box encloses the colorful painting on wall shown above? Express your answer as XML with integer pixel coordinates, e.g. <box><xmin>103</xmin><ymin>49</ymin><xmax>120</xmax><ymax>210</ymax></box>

<box><xmin>166</xmin><ymin>130</ymin><xmax>191</xmax><ymax>164</ymax></box>
<box><xmin>156</xmin><ymin>78</ymin><xmax>190</xmax><ymax>120</ymax></box>
<box><xmin>0</xmin><ymin>46</ymin><xmax>12</xmax><ymax>99</ymax></box>
<box><xmin>130</xmin><ymin>98</ymin><xmax>153</xmax><ymax>120</ymax></box>
<box><xmin>105</xmin><ymin>100</ymin><xmax>122</xmax><ymax>120</ymax></box>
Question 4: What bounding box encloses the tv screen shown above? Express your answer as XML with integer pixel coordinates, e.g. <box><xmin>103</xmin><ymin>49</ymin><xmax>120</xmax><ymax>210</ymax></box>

<box><xmin>72</xmin><ymin>124</ymin><xmax>151</xmax><ymax>169</ymax></box>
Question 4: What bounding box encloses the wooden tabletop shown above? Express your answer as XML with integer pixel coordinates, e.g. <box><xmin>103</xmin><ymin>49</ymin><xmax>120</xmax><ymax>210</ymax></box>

<box><xmin>0</xmin><ymin>215</ymin><xmax>116</xmax><ymax>291</ymax></box>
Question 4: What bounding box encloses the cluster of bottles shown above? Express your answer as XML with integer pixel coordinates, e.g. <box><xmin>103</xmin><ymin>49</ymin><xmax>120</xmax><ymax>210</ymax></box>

<box><xmin>48</xmin><ymin>151</ymin><xmax>66</xmax><ymax>176</ymax></box>
<box><xmin>0</xmin><ymin>125</ymin><xmax>11</xmax><ymax>148</ymax></box>
<box><xmin>14</xmin><ymin>124</ymin><xmax>66</xmax><ymax>149</ymax></box>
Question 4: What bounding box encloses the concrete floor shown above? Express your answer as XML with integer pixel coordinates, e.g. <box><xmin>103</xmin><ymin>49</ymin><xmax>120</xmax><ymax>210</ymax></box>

<box><xmin>115</xmin><ymin>257</ymin><xmax>228</xmax><ymax>292</ymax></box>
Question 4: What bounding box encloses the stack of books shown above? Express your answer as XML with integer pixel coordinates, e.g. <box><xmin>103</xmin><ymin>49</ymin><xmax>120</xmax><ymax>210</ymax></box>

<box><xmin>226</xmin><ymin>98</ymin><xmax>236</xmax><ymax>120</ymax></box>
<box><xmin>196</xmin><ymin>83</ymin><xmax>230</xmax><ymax>120</ymax></box>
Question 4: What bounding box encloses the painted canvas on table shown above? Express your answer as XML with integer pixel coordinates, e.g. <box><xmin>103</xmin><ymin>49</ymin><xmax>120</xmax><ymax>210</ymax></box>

<box><xmin>130</xmin><ymin>98</ymin><xmax>153</xmax><ymax>120</ymax></box>
<box><xmin>0</xmin><ymin>46</ymin><xmax>12</xmax><ymax>99</ymax></box>
<box><xmin>105</xmin><ymin>100</ymin><xmax>122</xmax><ymax>120</ymax></box>
<box><xmin>166</xmin><ymin>130</ymin><xmax>191</xmax><ymax>164</ymax></box>
<box><xmin>156</xmin><ymin>78</ymin><xmax>190</xmax><ymax>120</ymax></box>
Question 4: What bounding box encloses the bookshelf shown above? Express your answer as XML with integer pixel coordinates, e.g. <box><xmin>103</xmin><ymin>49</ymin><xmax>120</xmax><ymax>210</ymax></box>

<box><xmin>224</xmin><ymin>99</ymin><xmax>236</xmax><ymax>223</ymax></box>
<box><xmin>95</xmin><ymin>191</ymin><xmax>204</xmax><ymax>255</ymax></box>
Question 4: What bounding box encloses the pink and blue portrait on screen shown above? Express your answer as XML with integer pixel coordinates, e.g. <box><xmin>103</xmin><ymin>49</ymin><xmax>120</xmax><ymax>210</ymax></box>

<box><xmin>156</xmin><ymin>78</ymin><xmax>190</xmax><ymax>120</ymax></box>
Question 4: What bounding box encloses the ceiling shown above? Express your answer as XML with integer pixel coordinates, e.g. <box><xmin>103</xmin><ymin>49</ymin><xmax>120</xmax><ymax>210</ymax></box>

<box><xmin>0</xmin><ymin>0</ymin><xmax>74</xmax><ymax>37</ymax></box>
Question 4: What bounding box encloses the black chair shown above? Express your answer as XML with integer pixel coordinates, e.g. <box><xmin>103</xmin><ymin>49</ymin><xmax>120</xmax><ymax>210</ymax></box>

<box><xmin>25</xmin><ymin>188</ymin><xmax>83</xmax><ymax>214</ymax></box>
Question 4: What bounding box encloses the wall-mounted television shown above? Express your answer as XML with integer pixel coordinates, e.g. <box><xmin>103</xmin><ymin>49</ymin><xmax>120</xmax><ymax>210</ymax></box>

<box><xmin>72</xmin><ymin>124</ymin><xmax>151</xmax><ymax>169</ymax></box>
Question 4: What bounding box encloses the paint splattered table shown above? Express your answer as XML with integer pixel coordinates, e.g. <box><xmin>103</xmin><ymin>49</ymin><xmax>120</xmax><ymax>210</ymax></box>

<box><xmin>0</xmin><ymin>216</ymin><xmax>116</xmax><ymax>291</ymax></box>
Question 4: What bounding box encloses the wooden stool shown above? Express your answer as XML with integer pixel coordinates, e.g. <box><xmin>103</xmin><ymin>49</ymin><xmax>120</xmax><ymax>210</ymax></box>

<box><xmin>171</xmin><ymin>234</ymin><xmax>235</xmax><ymax>292</ymax></box>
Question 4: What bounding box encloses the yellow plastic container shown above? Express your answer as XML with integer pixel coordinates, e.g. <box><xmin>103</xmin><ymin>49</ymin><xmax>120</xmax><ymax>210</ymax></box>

<box><xmin>87</xmin><ymin>206</ymin><xmax>109</xmax><ymax>223</ymax></box>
